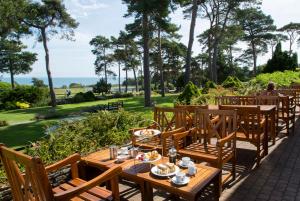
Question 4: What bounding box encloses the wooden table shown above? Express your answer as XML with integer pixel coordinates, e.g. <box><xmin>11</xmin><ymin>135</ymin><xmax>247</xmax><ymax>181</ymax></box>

<box><xmin>82</xmin><ymin>150</ymin><xmax>221</xmax><ymax>201</ymax></box>
<box><xmin>209</xmin><ymin>105</ymin><xmax>276</xmax><ymax>155</ymax></box>
<box><xmin>122</xmin><ymin>157</ymin><xmax>221</xmax><ymax>201</ymax></box>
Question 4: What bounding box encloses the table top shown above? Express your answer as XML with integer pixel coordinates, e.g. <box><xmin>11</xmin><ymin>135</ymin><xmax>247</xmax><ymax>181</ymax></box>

<box><xmin>82</xmin><ymin>149</ymin><xmax>134</xmax><ymax>170</ymax></box>
<box><xmin>209</xmin><ymin>104</ymin><xmax>276</xmax><ymax>113</ymax></box>
<box><xmin>83</xmin><ymin>150</ymin><xmax>220</xmax><ymax>200</ymax></box>
<box><xmin>122</xmin><ymin>157</ymin><xmax>220</xmax><ymax>200</ymax></box>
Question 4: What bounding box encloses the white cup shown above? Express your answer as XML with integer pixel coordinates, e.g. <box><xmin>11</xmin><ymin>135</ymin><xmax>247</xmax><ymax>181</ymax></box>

<box><xmin>182</xmin><ymin>157</ymin><xmax>191</xmax><ymax>166</ymax></box>
<box><xmin>188</xmin><ymin>162</ymin><xmax>197</xmax><ymax>175</ymax></box>
<box><xmin>176</xmin><ymin>172</ymin><xmax>185</xmax><ymax>183</ymax></box>
<box><xmin>120</xmin><ymin>147</ymin><xmax>128</xmax><ymax>155</ymax></box>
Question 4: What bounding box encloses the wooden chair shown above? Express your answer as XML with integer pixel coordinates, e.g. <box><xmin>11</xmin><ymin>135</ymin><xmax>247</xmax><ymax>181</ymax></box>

<box><xmin>0</xmin><ymin>145</ymin><xmax>122</xmax><ymax>201</ymax></box>
<box><xmin>215</xmin><ymin>96</ymin><xmax>241</xmax><ymax>105</ymax></box>
<box><xmin>130</xmin><ymin>127</ymin><xmax>186</xmax><ymax>156</ymax></box>
<box><xmin>256</xmin><ymin>96</ymin><xmax>280</xmax><ymax>144</ymax></box>
<box><xmin>153</xmin><ymin>107</ymin><xmax>176</xmax><ymax>131</ymax></box>
<box><xmin>173</xmin><ymin>109</ymin><xmax>237</xmax><ymax>187</ymax></box>
<box><xmin>174</xmin><ymin>105</ymin><xmax>208</xmax><ymax>129</ymax></box>
<box><xmin>278</xmin><ymin>96</ymin><xmax>296</xmax><ymax>135</ymax></box>
<box><xmin>219</xmin><ymin>105</ymin><xmax>266</xmax><ymax>167</ymax></box>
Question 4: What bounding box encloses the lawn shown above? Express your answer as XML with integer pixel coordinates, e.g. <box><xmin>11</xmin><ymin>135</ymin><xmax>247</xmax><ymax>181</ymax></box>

<box><xmin>0</xmin><ymin>94</ymin><xmax>177</xmax><ymax>148</ymax></box>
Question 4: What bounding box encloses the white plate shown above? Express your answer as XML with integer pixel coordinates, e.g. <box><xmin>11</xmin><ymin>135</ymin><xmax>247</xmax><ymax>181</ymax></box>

<box><xmin>151</xmin><ymin>165</ymin><xmax>180</xmax><ymax>177</ymax></box>
<box><xmin>116</xmin><ymin>155</ymin><xmax>129</xmax><ymax>162</ymax></box>
<box><xmin>171</xmin><ymin>176</ymin><xmax>190</xmax><ymax>185</ymax></box>
<box><xmin>136</xmin><ymin>153</ymin><xmax>162</xmax><ymax>163</ymax></box>
<box><xmin>178</xmin><ymin>160</ymin><xmax>190</xmax><ymax>168</ymax></box>
<box><xmin>134</xmin><ymin>129</ymin><xmax>161</xmax><ymax>137</ymax></box>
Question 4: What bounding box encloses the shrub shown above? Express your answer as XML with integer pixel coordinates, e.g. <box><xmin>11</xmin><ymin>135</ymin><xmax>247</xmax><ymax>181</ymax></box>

<box><xmin>0</xmin><ymin>82</ymin><xmax>11</xmax><ymax>91</ymax></box>
<box><xmin>72</xmin><ymin>92</ymin><xmax>86</xmax><ymax>103</ymax></box>
<box><xmin>252</xmin><ymin>70</ymin><xmax>300</xmax><ymax>88</ymax></box>
<box><xmin>0</xmin><ymin>120</ymin><xmax>8</xmax><ymax>127</ymax></box>
<box><xmin>177</xmin><ymin>82</ymin><xmax>201</xmax><ymax>105</ymax></box>
<box><xmin>112</xmin><ymin>92</ymin><xmax>134</xmax><ymax>98</ymax></box>
<box><xmin>0</xmin><ymin>86</ymin><xmax>49</xmax><ymax>110</ymax></box>
<box><xmin>222</xmin><ymin>76</ymin><xmax>243</xmax><ymax>89</ymax></box>
<box><xmin>26</xmin><ymin>110</ymin><xmax>146</xmax><ymax>164</ymax></box>
<box><xmin>202</xmin><ymin>81</ymin><xmax>217</xmax><ymax>94</ymax></box>
<box><xmin>83</xmin><ymin>91</ymin><xmax>96</xmax><ymax>101</ymax></box>
<box><xmin>69</xmin><ymin>83</ymin><xmax>83</xmax><ymax>88</ymax></box>
<box><xmin>16</xmin><ymin>101</ymin><xmax>30</xmax><ymax>109</ymax></box>
<box><xmin>93</xmin><ymin>78</ymin><xmax>111</xmax><ymax>95</ymax></box>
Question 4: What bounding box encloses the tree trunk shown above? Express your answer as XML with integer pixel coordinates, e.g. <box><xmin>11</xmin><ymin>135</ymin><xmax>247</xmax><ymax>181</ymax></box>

<box><xmin>251</xmin><ymin>41</ymin><xmax>257</xmax><ymax>76</ymax></box>
<box><xmin>289</xmin><ymin>37</ymin><xmax>292</xmax><ymax>56</ymax></box>
<box><xmin>104</xmin><ymin>48</ymin><xmax>107</xmax><ymax>84</ymax></box>
<box><xmin>118</xmin><ymin>61</ymin><xmax>121</xmax><ymax>93</ymax></box>
<box><xmin>41</xmin><ymin>28</ymin><xmax>56</xmax><ymax>107</ymax></box>
<box><xmin>158</xmin><ymin>28</ymin><xmax>165</xmax><ymax>97</ymax></box>
<box><xmin>9</xmin><ymin>59</ymin><xmax>15</xmax><ymax>89</ymax></box>
<box><xmin>212</xmin><ymin>39</ymin><xmax>218</xmax><ymax>83</ymax></box>
<box><xmin>185</xmin><ymin>0</ymin><xmax>198</xmax><ymax>85</ymax></box>
<box><xmin>133</xmin><ymin>67</ymin><xmax>138</xmax><ymax>92</ymax></box>
<box><xmin>143</xmin><ymin>12</ymin><xmax>151</xmax><ymax>107</ymax></box>
<box><xmin>125</xmin><ymin>68</ymin><xmax>128</xmax><ymax>93</ymax></box>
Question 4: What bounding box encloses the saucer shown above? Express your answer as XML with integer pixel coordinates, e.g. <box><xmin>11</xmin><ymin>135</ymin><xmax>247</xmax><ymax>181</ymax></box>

<box><xmin>178</xmin><ymin>160</ymin><xmax>190</xmax><ymax>168</ymax></box>
<box><xmin>171</xmin><ymin>176</ymin><xmax>190</xmax><ymax>185</ymax></box>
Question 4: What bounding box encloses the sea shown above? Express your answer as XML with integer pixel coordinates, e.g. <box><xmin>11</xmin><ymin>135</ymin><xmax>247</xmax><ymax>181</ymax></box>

<box><xmin>1</xmin><ymin>77</ymin><xmax>126</xmax><ymax>88</ymax></box>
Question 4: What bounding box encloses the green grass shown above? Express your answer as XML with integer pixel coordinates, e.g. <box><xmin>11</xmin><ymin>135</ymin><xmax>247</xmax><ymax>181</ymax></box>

<box><xmin>0</xmin><ymin>94</ymin><xmax>178</xmax><ymax>148</ymax></box>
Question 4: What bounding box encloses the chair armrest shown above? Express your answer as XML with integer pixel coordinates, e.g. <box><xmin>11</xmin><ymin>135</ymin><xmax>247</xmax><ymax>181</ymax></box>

<box><xmin>217</xmin><ymin>132</ymin><xmax>236</xmax><ymax>147</ymax></box>
<box><xmin>46</xmin><ymin>154</ymin><xmax>81</xmax><ymax>173</ymax></box>
<box><xmin>54</xmin><ymin>166</ymin><xmax>122</xmax><ymax>201</ymax></box>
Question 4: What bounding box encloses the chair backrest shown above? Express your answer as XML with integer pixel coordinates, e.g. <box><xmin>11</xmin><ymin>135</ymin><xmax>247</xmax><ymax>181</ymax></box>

<box><xmin>154</xmin><ymin>107</ymin><xmax>176</xmax><ymax>131</ymax></box>
<box><xmin>215</xmin><ymin>96</ymin><xmax>256</xmax><ymax>105</ymax></box>
<box><xmin>174</xmin><ymin>105</ymin><xmax>208</xmax><ymax>129</ymax></box>
<box><xmin>0</xmin><ymin>145</ymin><xmax>53</xmax><ymax>201</ymax></box>
<box><xmin>194</xmin><ymin>109</ymin><xmax>237</xmax><ymax>140</ymax></box>
<box><xmin>215</xmin><ymin>96</ymin><xmax>241</xmax><ymax>105</ymax></box>
<box><xmin>256</xmin><ymin>96</ymin><xmax>280</xmax><ymax>107</ymax></box>
<box><xmin>219</xmin><ymin>105</ymin><xmax>263</xmax><ymax>141</ymax></box>
<box><xmin>161</xmin><ymin>127</ymin><xmax>186</xmax><ymax>155</ymax></box>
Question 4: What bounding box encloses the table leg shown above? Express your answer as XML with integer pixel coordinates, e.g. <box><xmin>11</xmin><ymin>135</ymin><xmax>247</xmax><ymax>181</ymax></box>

<box><xmin>214</xmin><ymin>171</ymin><xmax>221</xmax><ymax>200</ymax></box>
<box><xmin>110</xmin><ymin>177</ymin><xmax>120</xmax><ymax>201</ymax></box>
<box><xmin>264</xmin><ymin>114</ymin><xmax>269</xmax><ymax>156</ymax></box>
<box><xmin>271</xmin><ymin>109</ymin><xmax>276</xmax><ymax>145</ymax></box>
<box><xmin>143</xmin><ymin>181</ymin><xmax>153</xmax><ymax>201</ymax></box>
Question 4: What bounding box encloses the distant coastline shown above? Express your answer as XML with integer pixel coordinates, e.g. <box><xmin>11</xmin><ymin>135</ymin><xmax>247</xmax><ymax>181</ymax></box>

<box><xmin>1</xmin><ymin>77</ymin><xmax>126</xmax><ymax>88</ymax></box>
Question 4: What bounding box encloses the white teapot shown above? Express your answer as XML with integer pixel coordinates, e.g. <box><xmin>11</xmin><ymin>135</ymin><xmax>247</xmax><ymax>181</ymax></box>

<box><xmin>188</xmin><ymin>161</ymin><xmax>197</xmax><ymax>175</ymax></box>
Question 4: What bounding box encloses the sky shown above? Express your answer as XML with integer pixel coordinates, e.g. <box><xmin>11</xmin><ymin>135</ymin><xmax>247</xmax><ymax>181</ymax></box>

<box><xmin>5</xmin><ymin>0</ymin><xmax>300</xmax><ymax>78</ymax></box>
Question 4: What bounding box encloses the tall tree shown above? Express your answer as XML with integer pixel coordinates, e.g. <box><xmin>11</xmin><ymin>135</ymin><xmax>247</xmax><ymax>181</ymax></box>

<box><xmin>182</xmin><ymin>0</ymin><xmax>201</xmax><ymax>85</ymax></box>
<box><xmin>0</xmin><ymin>39</ymin><xmax>36</xmax><ymax>89</ymax></box>
<box><xmin>90</xmin><ymin>36</ymin><xmax>115</xmax><ymax>84</ymax></box>
<box><xmin>123</xmin><ymin>0</ymin><xmax>181</xmax><ymax>106</ymax></box>
<box><xmin>111</xmin><ymin>36</ymin><xmax>123</xmax><ymax>93</ymax></box>
<box><xmin>22</xmin><ymin>0</ymin><xmax>78</xmax><ymax>107</ymax></box>
<box><xmin>278</xmin><ymin>23</ymin><xmax>300</xmax><ymax>55</ymax></box>
<box><xmin>237</xmin><ymin>8</ymin><xmax>276</xmax><ymax>76</ymax></box>
<box><xmin>265</xmin><ymin>33</ymin><xmax>288</xmax><ymax>56</ymax></box>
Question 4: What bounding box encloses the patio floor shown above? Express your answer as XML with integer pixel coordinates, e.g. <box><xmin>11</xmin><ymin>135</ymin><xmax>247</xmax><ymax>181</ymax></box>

<box><xmin>117</xmin><ymin>118</ymin><xmax>300</xmax><ymax>201</ymax></box>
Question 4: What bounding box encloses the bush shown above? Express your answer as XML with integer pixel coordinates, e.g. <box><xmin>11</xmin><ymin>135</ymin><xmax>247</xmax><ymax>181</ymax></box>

<box><xmin>72</xmin><ymin>91</ymin><xmax>96</xmax><ymax>103</ymax></box>
<box><xmin>0</xmin><ymin>86</ymin><xmax>49</xmax><ymax>110</ymax></box>
<box><xmin>264</xmin><ymin>43</ymin><xmax>298</xmax><ymax>73</ymax></box>
<box><xmin>69</xmin><ymin>83</ymin><xmax>83</xmax><ymax>88</ymax></box>
<box><xmin>177</xmin><ymin>82</ymin><xmax>201</xmax><ymax>105</ymax></box>
<box><xmin>16</xmin><ymin>101</ymin><xmax>30</xmax><ymax>109</ymax></box>
<box><xmin>222</xmin><ymin>76</ymin><xmax>243</xmax><ymax>89</ymax></box>
<box><xmin>251</xmin><ymin>70</ymin><xmax>300</xmax><ymax>88</ymax></box>
<box><xmin>83</xmin><ymin>91</ymin><xmax>96</xmax><ymax>101</ymax></box>
<box><xmin>0</xmin><ymin>120</ymin><xmax>8</xmax><ymax>127</ymax></box>
<box><xmin>112</xmin><ymin>92</ymin><xmax>134</xmax><ymax>98</ymax></box>
<box><xmin>202</xmin><ymin>81</ymin><xmax>217</xmax><ymax>94</ymax></box>
<box><xmin>26</xmin><ymin>110</ymin><xmax>146</xmax><ymax>164</ymax></box>
<box><xmin>72</xmin><ymin>92</ymin><xmax>86</xmax><ymax>103</ymax></box>
<box><xmin>0</xmin><ymin>82</ymin><xmax>11</xmax><ymax>91</ymax></box>
<box><xmin>93</xmin><ymin>79</ymin><xmax>111</xmax><ymax>95</ymax></box>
